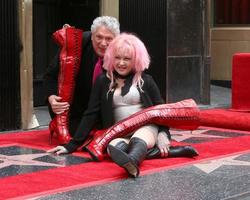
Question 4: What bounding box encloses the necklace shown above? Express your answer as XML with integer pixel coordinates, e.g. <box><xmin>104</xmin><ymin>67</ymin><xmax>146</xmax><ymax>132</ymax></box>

<box><xmin>113</xmin><ymin>71</ymin><xmax>133</xmax><ymax>79</ymax></box>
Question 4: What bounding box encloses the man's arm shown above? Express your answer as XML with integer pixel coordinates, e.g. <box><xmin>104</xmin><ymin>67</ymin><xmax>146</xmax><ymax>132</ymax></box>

<box><xmin>44</xmin><ymin>51</ymin><xmax>69</xmax><ymax>115</ymax></box>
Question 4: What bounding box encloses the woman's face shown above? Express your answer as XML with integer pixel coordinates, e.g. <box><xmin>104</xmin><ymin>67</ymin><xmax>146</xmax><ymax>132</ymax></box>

<box><xmin>113</xmin><ymin>48</ymin><xmax>134</xmax><ymax>76</ymax></box>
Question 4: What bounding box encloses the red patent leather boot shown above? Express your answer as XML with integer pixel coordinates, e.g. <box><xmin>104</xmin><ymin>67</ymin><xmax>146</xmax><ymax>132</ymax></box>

<box><xmin>49</xmin><ymin>25</ymin><xmax>83</xmax><ymax>144</ymax></box>
<box><xmin>86</xmin><ymin>99</ymin><xmax>200</xmax><ymax>161</ymax></box>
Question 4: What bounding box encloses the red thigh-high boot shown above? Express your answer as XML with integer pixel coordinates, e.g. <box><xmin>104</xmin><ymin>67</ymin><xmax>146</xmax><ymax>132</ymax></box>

<box><xmin>49</xmin><ymin>25</ymin><xmax>83</xmax><ymax>144</ymax></box>
<box><xmin>86</xmin><ymin>99</ymin><xmax>200</xmax><ymax>161</ymax></box>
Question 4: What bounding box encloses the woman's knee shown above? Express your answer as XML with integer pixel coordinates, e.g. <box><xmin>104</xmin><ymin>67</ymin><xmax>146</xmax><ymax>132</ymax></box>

<box><xmin>109</xmin><ymin>138</ymin><xmax>128</xmax><ymax>146</ymax></box>
<box><xmin>132</xmin><ymin>132</ymin><xmax>156</xmax><ymax>149</ymax></box>
<box><xmin>107</xmin><ymin>138</ymin><xmax>129</xmax><ymax>155</ymax></box>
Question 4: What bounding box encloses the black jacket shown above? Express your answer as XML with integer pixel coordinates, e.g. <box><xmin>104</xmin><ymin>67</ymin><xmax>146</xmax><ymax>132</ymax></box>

<box><xmin>44</xmin><ymin>31</ymin><xmax>99</xmax><ymax>134</ymax></box>
<box><xmin>64</xmin><ymin>73</ymin><xmax>170</xmax><ymax>153</ymax></box>
<box><xmin>45</xmin><ymin>32</ymin><xmax>98</xmax><ymax>118</ymax></box>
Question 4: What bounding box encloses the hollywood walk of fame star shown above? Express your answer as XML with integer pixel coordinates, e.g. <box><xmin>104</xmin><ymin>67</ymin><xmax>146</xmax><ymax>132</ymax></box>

<box><xmin>194</xmin><ymin>154</ymin><xmax>250</xmax><ymax>174</ymax></box>
<box><xmin>0</xmin><ymin>153</ymin><xmax>64</xmax><ymax>169</ymax></box>
<box><xmin>170</xmin><ymin>129</ymin><xmax>227</xmax><ymax>142</ymax></box>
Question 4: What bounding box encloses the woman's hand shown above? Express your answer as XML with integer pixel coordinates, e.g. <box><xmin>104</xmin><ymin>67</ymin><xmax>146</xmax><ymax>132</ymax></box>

<box><xmin>156</xmin><ymin>131</ymin><xmax>171</xmax><ymax>158</ymax></box>
<box><xmin>47</xmin><ymin>146</ymin><xmax>69</xmax><ymax>155</ymax></box>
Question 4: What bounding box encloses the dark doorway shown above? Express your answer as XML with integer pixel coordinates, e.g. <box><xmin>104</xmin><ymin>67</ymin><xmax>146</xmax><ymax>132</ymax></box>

<box><xmin>119</xmin><ymin>0</ymin><xmax>167</xmax><ymax>99</ymax></box>
<box><xmin>33</xmin><ymin>0</ymin><xmax>99</xmax><ymax>106</ymax></box>
<box><xmin>0</xmin><ymin>0</ymin><xmax>21</xmax><ymax>131</ymax></box>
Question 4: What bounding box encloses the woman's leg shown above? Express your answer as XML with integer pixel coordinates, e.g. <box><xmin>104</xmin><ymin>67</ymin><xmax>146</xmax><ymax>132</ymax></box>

<box><xmin>86</xmin><ymin>99</ymin><xmax>200</xmax><ymax>161</ymax></box>
<box><xmin>146</xmin><ymin>145</ymin><xmax>199</xmax><ymax>159</ymax></box>
<box><xmin>108</xmin><ymin>125</ymin><xmax>158</xmax><ymax>177</ymax></box>
<box><xmin>108</xmin><ymin>125</ymin><xmax>158</xmax><ymax>151</ymax></box>
<box><xmin>131</xmin><ymin>125</ymin><xmax>158</xmax><ymax>149</ymax></box>
<box><xmin>109</xmin><ymin>138</ymin><xmax>129</xmax><ymax>146</ymax></box>
<box><xmin>107</xmin><ymin>138</ymin><xmax>129</xmax><ymax>155</ymax></box>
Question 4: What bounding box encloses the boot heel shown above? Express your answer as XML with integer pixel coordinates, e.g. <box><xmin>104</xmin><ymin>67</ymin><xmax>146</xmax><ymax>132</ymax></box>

<box><xmin>49</xmin><ymin>129</ymin><xmax>54</xmax><ymax>144</ymax></box>
<box><xmin>49</xmin><ymin>120</ymin><xmax>55</xmax><ymax>144</ymax></box>
<box><xmin>108</xmin><ymin>144</ymin><xmax>139</xmax><ymax>177</ymax></box>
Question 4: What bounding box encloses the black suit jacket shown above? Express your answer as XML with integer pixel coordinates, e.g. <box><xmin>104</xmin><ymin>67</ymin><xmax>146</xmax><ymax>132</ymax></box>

<box><xmin>64</xmin><ymin>73</ymin><xmax>170</xmax><ymax>153</ymax></box>
<box><xmin>44</xmin><ymin>31</ymin><xmax>99</xmax><ymax>134</ymax></box>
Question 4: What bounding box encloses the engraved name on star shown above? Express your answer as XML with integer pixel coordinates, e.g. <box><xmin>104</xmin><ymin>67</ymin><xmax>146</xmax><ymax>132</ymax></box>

<box><xmin>170</xmin><ymin>129</ymin><xmax>227</xmax><ymax>142</ymax></box>
<box><xmin>0</xmin><ymin>153</ymin><xmax>64</xmax><ymax>169</ymax></box>
<box><xmin>194</xmin><ymin>154</ymin><xmax>250</xmax><ymax>173</ymax></box>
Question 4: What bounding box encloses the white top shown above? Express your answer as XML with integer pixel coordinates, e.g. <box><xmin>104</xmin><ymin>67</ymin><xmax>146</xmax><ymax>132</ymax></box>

<box><xmin>113</xmin><ymin>85</ymin><xmax>143</xmax><ymax>123</ymax></box>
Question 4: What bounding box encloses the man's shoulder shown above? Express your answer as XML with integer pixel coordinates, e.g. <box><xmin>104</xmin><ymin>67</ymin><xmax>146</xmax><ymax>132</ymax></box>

<box><xmin>83</xmin><ymin>31</ymin><xmax>91</xmax><ymax>39</ymax></box>
<box><xmin>82</xmin><ymin>31</ymin><xmax>92</xmax><ymax>48</ymax></box>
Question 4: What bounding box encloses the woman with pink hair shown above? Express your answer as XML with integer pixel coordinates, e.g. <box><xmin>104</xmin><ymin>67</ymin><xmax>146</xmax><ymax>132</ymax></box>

<box><xmin>48</xmin><ymin>33</ymin><xmax>198</xmax><ymax>177</ymax></box>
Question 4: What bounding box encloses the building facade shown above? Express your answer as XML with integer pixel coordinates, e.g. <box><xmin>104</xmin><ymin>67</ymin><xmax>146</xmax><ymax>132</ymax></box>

<box><xmin>2</xmin><ymin>0</ymin><xmax>248</xmax><ymax>131</ymax></box>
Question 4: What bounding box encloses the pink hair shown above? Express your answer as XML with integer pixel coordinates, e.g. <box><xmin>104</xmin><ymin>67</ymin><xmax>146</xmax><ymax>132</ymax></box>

<box><xmin>103</xmin><ymin>33</ymin><xmax>150</xmax><ymax>91</ymax></box>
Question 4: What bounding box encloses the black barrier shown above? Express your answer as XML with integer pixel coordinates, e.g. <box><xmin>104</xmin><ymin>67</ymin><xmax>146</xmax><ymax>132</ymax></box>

<box><xmin>0</xmin><ymin>0</ymin><xmax>21</xmax><ymax>131</ymax></box>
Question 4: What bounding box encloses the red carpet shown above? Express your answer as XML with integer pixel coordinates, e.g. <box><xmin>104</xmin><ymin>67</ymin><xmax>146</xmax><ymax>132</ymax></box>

<box><xmin>1</xmin><ymin>127</ymin><xmax>250</xmax><ymax>199</ymax></box>
<box><xmin>201</xmin><ymin>109</ymin><xmax>250</xmax><ymax>131</ymax></box>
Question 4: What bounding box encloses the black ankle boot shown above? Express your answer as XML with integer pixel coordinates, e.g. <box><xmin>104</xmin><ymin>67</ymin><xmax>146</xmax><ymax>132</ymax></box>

<box><xmin>115</xmin><ymin>141</ymin><xmax>129</xmax><ymax>152</ymax></box>
<box><xmin>168</xmin><ymin>146</ymin><xmax>199</xmax><ymax>157</ymax></box>
<box><xmin>146</xmin><ymin>145</ymin><xmax>199</xmax><ymax>159</ymax></box>
<box><xmin>108</xmin><ymin>137</ymin><xmax>147</xmax><ymax>178</ymax></box>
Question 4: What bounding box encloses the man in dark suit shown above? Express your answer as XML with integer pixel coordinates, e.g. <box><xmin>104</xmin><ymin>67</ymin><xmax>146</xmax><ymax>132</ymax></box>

<box><xmin>44</xmin><ymin>16</ymin><xmax>120</xmax><ymax>142</ymax></box>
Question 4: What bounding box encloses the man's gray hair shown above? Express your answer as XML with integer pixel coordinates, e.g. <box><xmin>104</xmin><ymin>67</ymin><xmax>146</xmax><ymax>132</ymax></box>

<box><xmin>91</xmin><ymin>16</ymin><xmax>120</xmax><ymax>36</ymax></box>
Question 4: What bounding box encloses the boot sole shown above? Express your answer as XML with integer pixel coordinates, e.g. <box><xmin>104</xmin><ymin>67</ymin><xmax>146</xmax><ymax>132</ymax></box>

<box><xmin>108</xmin><ymin>145</ymin><xmax>139</xmax><ymax>177</ymax></box>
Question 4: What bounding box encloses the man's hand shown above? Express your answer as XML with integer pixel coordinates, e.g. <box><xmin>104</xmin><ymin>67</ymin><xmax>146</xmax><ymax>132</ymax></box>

<box><xmin>48</xmin><ymin>95</ymin><xmax>69</xmax><ymax>114</ymax></box>
<box><xmin>47</xmin><ymin>146</ymin><xmax>69</xmax><ymax>155</ymax></box>
<box><xmin>156</xmin><ymin>131</ymin><xmax>171</xmax><ymax>158</ymax></box>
